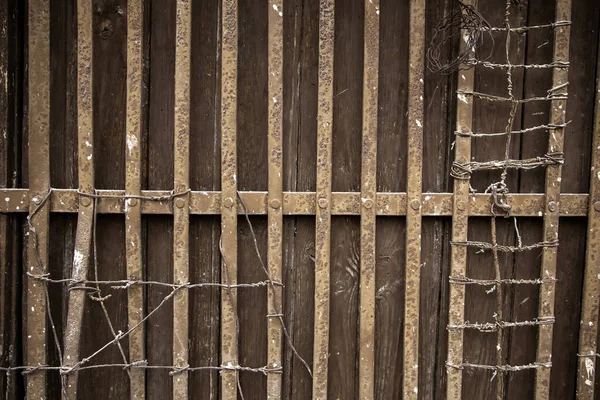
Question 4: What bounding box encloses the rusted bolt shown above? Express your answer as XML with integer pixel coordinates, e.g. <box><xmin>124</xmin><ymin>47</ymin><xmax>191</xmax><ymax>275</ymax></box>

<box><xmin>175</xmin><ymin>198</ymin><xmax>186</xmax><ymax>209</ymax></box>
<box><xmin>410</xmin><ymin>198</ymin><xmax>420</xmax><ymax>211</ymax></box>
<box><xmin>317</xmin><ymin>198</ymin><xmax>328</xmax><ymax>209</ymax></box>
<box><xmin>594</xmin><ymin>201</ymin><xmax>600</xmax><ymax>212</ymax></box>
<box><xmin>32</xmin><ymin>196</ymin><xmax>41</xmax><ymax>205</ymax></box>
<box><xmin>223</xmin><ymin>197</ymin><xmax>234</xmax><ymax>208</ymax></box>
<box><xmin>128</xmin><ymin>198</ymin><xmax>138</xmax><ymax>207</ymax></box>
<box><xmin>269</xmin><ymin>199</ymin><xmax>281</xmax><ymax>209</ymax></box>
<box><xmin>80</xmin><ymin>197</ymin><xmax>92</xmax><ymax>207</ymax></box>
<box><xmin>547</xmin><ymin>201</ymin><xmax>557</xmax><ymax>212</ymax></box>
<box><xmin>456</xmin><ymin>200</ymin><xmax>466</xmax><ymax>211</ymax></box>
<box><xmin>362</xmin><ymin>199</ymin><xmax>373</xmax><ymax>209</ymax></box>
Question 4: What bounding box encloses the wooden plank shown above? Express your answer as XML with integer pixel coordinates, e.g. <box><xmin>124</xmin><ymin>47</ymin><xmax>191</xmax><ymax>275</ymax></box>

<box><xmin>172</xmin><ymin>0</ymin><xmax>191</xmax><ymax>398</ymax></box>
<box><xmin>534</xmin><ymin>0</ymin><xmax>571</xmax><ymax>397</ymax></box>
<box><xmin>220</xmin><ymin>0</ymin><xmax>239</xmax><ymax>397</ymax></box>
<box><xmin>26</xmin><ymin>0</ymin><xmax>50</xmax><ymax>397</ymax></box>
<box><xmin>125</xmin><ymin>0</ymin><xmax>145</xmax><ymax>397</ymax></box>
<box><xmin>446</xmin><ymin>0</ymin><xmax>475</xmax><ymax>397</ymax></box>
<box><xmin>359</xmin><ymin>0</ymin><xmax>379</xmax><ymax>398</ymax></box>
<box><xmin>312</xmin><ymin>0</ymin><xmax>334</xmax><ymax>397</ymax></box>
<box><xmin>63</xmin><ymin>0</ymin><xmax>95</xmax><ymax>397</ymax></box>
<box><xmin>267</xmin><ymin>0</ymin><xmax>284</xmax><ymax>398</ymax></box>
<box><xmin>403</xmin><ymin>0</ymin><xmax>425</xmax><ymax>398</ymax></box>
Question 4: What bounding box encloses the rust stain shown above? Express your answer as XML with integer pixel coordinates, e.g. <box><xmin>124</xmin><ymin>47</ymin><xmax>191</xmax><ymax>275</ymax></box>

<box><xmin>267</xmin><ymin>0</ymin><xmax>284</xmax><ymax>398</ymax></box>
<box><xmin>403</xmin><ymin>0</ymin><xmax>425</xmax><ymax>398</ymax></box>
<box><xmin>359</xmin><ymin>0</ymin><xmax>379</xmax><ymax>398</ymax></box>
<box><xmin>313</xmin><ymin>0</ymin><xmax>335</xmax><ymax>398</ymax></box>
<box><xmin>535</xmin><ymin>1</ymin><xmax>571</xmax><ymax>397</ymax></box>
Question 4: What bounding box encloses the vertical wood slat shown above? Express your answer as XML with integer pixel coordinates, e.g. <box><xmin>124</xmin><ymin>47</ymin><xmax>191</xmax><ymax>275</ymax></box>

<box><xmin>221</xmin><ymin>0</ymin><xmax>239</xmax><ymax>398</ymax></box>
<box><xmin>446</xmin><ymin>0</ymin><xmax>475</xmax><ymax>397</ymax></box>
<box><xmin>534</xmin><ymin>0</ymin><xmax>571</xmax><ymax>397</ymax></box>
<box><xmin>403</xmin><ymin>0</ymin><xmax>425</xmax><ymax>398</ymax></box>
<box><xmin>125</xmin><ymin>1</ymin><xmax>145</xmax><ymax>398</ymax></box>
<box><xmin>359</xmin><ymin>0</ymin><xmax>378</xmax><ymax>398</ymax></box>
<box><xmin>576</xmin><ymin>23</ymin><xmax>600</xmax><ymax>398</ymax></box>
<box><xmin>173</xmin><ymin>0</ymin><xmax>192</xmax><ymax>398</ymax></box>
<box><xmin>26</xmin><ymin>0</ymin><xmax>50</xmax><ymax>397</ymax></box>
<box><xmin>267</xmin><ymin>0</ymin><xmax>284</xmax><ymax>398</ymax></box>
<box><xmin>313</xmin><ymin>0</ymin><xmax>334</xmax><ymax>398</ymax></box>
<box><xmin>63</xmin><ymin>1</ymin><xmax>95</xmax><ymax>398</ymax></box>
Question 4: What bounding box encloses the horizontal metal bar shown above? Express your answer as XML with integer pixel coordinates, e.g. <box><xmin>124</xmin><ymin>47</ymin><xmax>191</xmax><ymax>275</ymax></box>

<box><xmin>0</xmin><ymin>189</ymin><xmax>588</xmax><ymax>217</ymax></box>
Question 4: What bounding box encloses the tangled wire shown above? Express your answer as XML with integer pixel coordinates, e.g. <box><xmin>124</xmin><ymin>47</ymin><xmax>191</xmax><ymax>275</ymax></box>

<box><xmin>427</xmin><ymin>1</ymin><xmax>493</xmax><ymax>74</ymax></box>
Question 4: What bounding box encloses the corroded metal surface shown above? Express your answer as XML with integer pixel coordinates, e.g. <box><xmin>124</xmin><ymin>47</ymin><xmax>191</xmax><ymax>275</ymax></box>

<box><xmin>26</xmin><ymin>0</ymin><xmax>50</xmax><ymax>396</ymax></box>
<box><xmin>577</xmin><ymin>23</ymin><xmax>600</xmax><ymax>398</ymax></box>
<box><xmin>267</xmin><ymin>0</ymin><xmax>284</xmax><ymax>398</ymax></box>
<box><xmin>535</xmin><ymin>1</ymin><xmax>571</xmax><ymax>397</ymax></box>
<box><xmin>221</xmin><ymin>0</ymin><xmax>239</xmax><ymax>397</ymax></box>
<box><xmin>404</xmin><ymin>1</ymin><xmax>425</xmax><ymax>398</ymax></box>
<box><xmin>125</xmin><ymin>0</ymin><xmax>145</xmax><ymax>397</ymax></box>
<box><xmin>63</xmin><ymin>1</ymin><xmax>96</xmax><ymax>398</ymax></box>
<box><xmin>173</xmin><ymin>1</ymin><xmax>191</xmax><ymax>398</ymax></box>
<box><xmin>446</xmin><ymin>0</ymin><xmax>475</xmax><ymax>396</ymax></box>
<box><xmin>313</xmin><ymin>0</ymin><xmax>334</xmax><ymax>398</ymax></box>
<box><xmin>0</xmin><ymin>189</ymin><xmax>589</xmax><ymax>217</ymax></box>
<box><xmin>359</xmin><ymin>1</ymin><xmax>379</xmax><ymax>398</ymax></box>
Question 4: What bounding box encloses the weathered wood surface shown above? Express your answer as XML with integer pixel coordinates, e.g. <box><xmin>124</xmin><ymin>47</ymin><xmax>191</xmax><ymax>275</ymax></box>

<box><xmin>0</xmin><ymin>0</ymin><xmax>599</xmax><ymax>399</ymax></box>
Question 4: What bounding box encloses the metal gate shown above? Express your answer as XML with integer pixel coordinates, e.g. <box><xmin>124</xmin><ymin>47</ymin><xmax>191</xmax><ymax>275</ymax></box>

<box><xmin>2</xmin><ymin>0</ymin><xmax>600</xmax><ymax>399</ymax></box>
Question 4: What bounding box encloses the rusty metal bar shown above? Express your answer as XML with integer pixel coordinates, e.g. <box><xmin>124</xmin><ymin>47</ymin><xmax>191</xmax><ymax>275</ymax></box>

<box><xmin>403</xmin><ymin>0</ymin><xmax>425</xmax><ymax>398</ymax></box>
<box><xmin>0</xmin><ymin>189</ymin><xmax>589</xmax><ymax>217</ymax></box>
<box><xmin>313</xmin><ymin>0</ymin><xmax>334</xmax><ymax>398</ymax></box>
<box><xmin>534</xmin><ymin>1</ymin><xmax>571</xmax><ymax>398</ymax></box>
<box><xmin>359</xmin><ymin>0</ymin><xmax>379</xmax><ymax>398</ymax></box>
<box><xmin>267</xmin><ymin>0</ymin><xmax>284</xmax><ymax>398</ymax></box>
<box><xmin>125</xmin><ymin>0</ymin><xmax>145</xmax><ymax>397</ymax></box>
<box><xmin>446</xmin><ymin>0</ymin><xmax>475</xmax><ymax>397</ymax></box>
<box><xmin>63</xmin><ymin>0</ymin><xmax>96</xmax><ymax>397</ymax></box>
<box><xmin>172</xmin><ymin>0</ymin><xmax>191</xmax><ymax>398</ymax></box>
<box><xmin>221</xmin><ymin>0</ymin><xmax>238</xmax><ymax>397</ymax></box>
<box><xmin>26</xmin><ymin>0</ymin><xmax>50</xmax><ymax>396</ymax></box>
<box><xmin>576</xmin><ymin>21</ymin><xmax>600</xmax><ymax>398</ymax></box>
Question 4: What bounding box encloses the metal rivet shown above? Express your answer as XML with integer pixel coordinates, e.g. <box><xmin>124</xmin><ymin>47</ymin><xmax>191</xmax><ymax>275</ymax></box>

<box><xmin>270</xmin><ymin>199</ymin><xmax>281</xmax><ymax>209</ymax></box>
<box><xmin>410</xmin><ymin>199</ymin><xmax>420</xmax><ymax>211</ymax></box>
<box><xmin>363</xmin><ymin>199</ymin><xmax>373</xmax><ymax>209</ymax></box>
<box><xmin>80</xmin><ymin>197</ymin><xmax>91</xmax><ymax>207</ymax></box>
<box><xmin>547</xmin><ymin>201</ymin><xmax>557</xmax><ymax>212</ymax></box>
<box><xmin>129</xmin><ymin>198</ymin><xmax>138</xmax><ymax>207</ymax></box>
<box><xmin>175</xmin><ymin>198</ymin><xmax>186</xmax><ymax>209</ymax></box>
<box><xmin>223</xmin><ymin>197</ymin><xmax>234</xmax><ymax>208</ymax></box>
<box><xmin>318</xmin><ymin>198</ymin><xmax>328</xmax><ymax>209</ymax></box>
<box><xmin>594</xmin><ymin>201</ymin><xmax>600</xmax><ymax>212</ymax></box>
<box><xmin>456</xmin><ymin>200</ymin><xmax>466</xmax><ymax>211</ymax></box>
<box><xmin>32</xmin><ymin>196</ymin><xmax>41</xmax><ymax>205</ymax></box>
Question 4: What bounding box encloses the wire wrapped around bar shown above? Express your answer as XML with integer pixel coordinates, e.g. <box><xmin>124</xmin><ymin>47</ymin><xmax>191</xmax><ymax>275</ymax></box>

<box><xmin>450</xmin><ymin>239</ymin><xmax>558</xmax><ymax>252</ymax></box>
<box><xmin>446</xmin><ymin>361</ymin><xmax>552</xmax><ymax>371</ymax></box>
<box><xmin>450</xmin><ymin>152</ymin><xmax>564</xmax><ymax>180</ymax></box>
<box><xmin>447</xmin><ymin>317</ymin><xmax>555</xmax><ymax>332</ymax></box>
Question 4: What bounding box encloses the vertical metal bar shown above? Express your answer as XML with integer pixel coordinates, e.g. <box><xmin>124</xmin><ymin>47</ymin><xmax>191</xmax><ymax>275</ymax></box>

<box><xmin>404</xmin><ymin>0</ymin><xmax>425</xmax><ymax>398</ymax></box>
<box><xmin>358</xmin><ymin>1</ymin><xmax>378</xmax><ymax>398</ymax></box>
<box><xmin>63</xmin><ymin>0</ymin><xmax>96</xmax><ymax>397</ymax></box>
<box><xmin>313</xmin><ymin>0</ymin><xmax>334</xmax><ymax>398</ymax></box>
<box><xmin>26</xmin><ymin>0</ymin><xmax>50</xmax><ymax>397</ymax></box>
<box><xmin>576</xmin><ymin>22</ymin><xmax>600</xmax><ymax>399</ymax></box>
<box><xmin>446</xmin><ymin>0</ymin><xmax>475</xmax><ymax>398</ymax></box>
<box><xmin>126</xmin><ymin>0</ymin><xmax>145</xmax><ymax>398</ymax></box>
<box><xmin>534</xmin><ymin>1</ymin><xmax>571</xmax><ymax>397</ymax></box>
<box><xmin>267</xmin><ymin>0</ymin><xmax>284</xmax><ymax>398</ymax></box>
<box><xmin>173</xmin><ymin>0</ymin><xmax>191</xmax><ymax>398</ymax></box>
<box><xmin>221</xmin><ymin>0</ymin><xmax>239</xmax><ymax>398</ymax></box>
